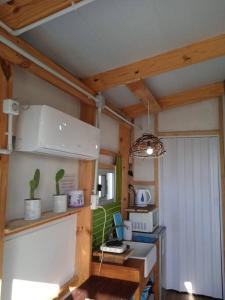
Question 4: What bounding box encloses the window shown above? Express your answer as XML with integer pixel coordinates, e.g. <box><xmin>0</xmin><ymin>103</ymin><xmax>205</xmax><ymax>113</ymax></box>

<box><xmin>98</xmin><ymin>167</ymin><xmax>116</xmax><ymax>205</ymax></box>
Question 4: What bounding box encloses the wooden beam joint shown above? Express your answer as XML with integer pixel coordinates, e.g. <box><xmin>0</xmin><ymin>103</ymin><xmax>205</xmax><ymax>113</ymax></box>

<box><xmin>0</xmin><ymin>58</ymin><xmax>12</xmax><ymax>80</ymax></box>
<box><xmin>127</xmin><ymin>80</ymin><xmax>161</xmax><ymax>112</ymax></box>
<box><xmin>122</xmin><ymin>82</ymin><xmax>225</xmax><ymax>118</ymax></box>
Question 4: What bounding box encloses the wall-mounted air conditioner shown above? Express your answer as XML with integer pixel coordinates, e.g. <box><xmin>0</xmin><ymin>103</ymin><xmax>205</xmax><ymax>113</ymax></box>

<box><xmin>15</xmin><ymin>105</ymin><xmax>100</xmax><ymax>160</ymax></box>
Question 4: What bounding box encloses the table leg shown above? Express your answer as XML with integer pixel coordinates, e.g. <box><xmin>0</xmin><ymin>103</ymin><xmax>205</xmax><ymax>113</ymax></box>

<box><xmin>133</xmin><ymin>286</ymin><xmax>141</xmax><ymax>300</ymax></box>
<box><xmin>153</xmin><ymin>263</ymin><xmax>159</xmax><ymax>300</ymax></box>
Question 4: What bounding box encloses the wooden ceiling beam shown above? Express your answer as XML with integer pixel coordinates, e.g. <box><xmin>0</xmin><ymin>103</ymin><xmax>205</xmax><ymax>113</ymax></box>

<box><xmin>104</xmin><ymin>99</ymin><xmax>131</xmax><ymax>120</ymax></box>
<box><xmin>0</xmin><ymin>28</ymin><xmax>131</xmax><ymax>124</ymax></box>
<box><xmin>84</xmin><ymin>33</ymin><xmax>225</xmax><ymax>92</ymax></box>
<box><xmin>127</xmin><ymin>80</ymin><xmax>161</xmax><ymax>112</ymax></box>
<box><xmin>0</xmin><ymin>27</ymin><xmax>96</xmax><ymax>105</ymax></box>
<box><xmin>121</xmin><ymin>103</ymin><xmax>146</xmax><ymax>118</ymax></box>
<box><xmin>159</xmin><ymin>82</ymin><xmax>224</xmax><ymax>110</ymax></box>
<box><xmin>122</xmin><ymin>82</ymin><xmax>225</xmax><ymax>118</ymax></box>
<box><xmin>0</xmin><ymin>0</ymin><xmax>82</xmax><ymax>30</ymax></box>
<box><xmin>0</xmin><ymin>41</ymin><xmax>95</xmax><ymax>105</ymax></box>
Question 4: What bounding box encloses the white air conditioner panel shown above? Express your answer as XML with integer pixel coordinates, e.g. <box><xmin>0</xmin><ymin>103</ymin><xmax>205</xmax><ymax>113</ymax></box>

<box><xmin>15</xmin><ymin>105</ymin><xmax>100</xmax><ymax>160</ymax></box>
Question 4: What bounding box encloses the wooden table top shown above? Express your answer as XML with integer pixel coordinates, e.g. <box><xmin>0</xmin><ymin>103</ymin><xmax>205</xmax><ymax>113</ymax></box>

<box><xmin>66</xmin><ymin>275</ymin><xmax>139</xmax><ymax>300</ymax></box>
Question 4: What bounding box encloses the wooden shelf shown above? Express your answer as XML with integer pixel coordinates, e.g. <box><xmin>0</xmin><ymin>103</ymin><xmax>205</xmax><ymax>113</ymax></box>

<box><xmin>130</xmin><ymin>180</ymin><xmax>155</xmax><ymax>186</ymax></box>
<box><xmin>4</xmin><ymin>208</ymin><xmax>81</xmax><ymax>237</ymax></box>
<box><xmin>69</xmin><ymin>275</ymin><xmax>139</xmax><ymax>300</ymax></box>
<box><xmin>92</xmin><ymin>248</ymin><xmax>133</xmax><ymax>265</ymax></box>
<box><xmin>91</xmin><ymin>257</ymin><xmax>156</xmax><ymax>299</ymax></box>
<box><xmin>125</xmin><ymin>205</ymin><xmax>156</xmax><ymax>213</ymax></box>
<box><xmin>99</xmin><ymin>163</ymin><xmax>116</xmax><ymax>170</ymax></box>
<box><xmin>100</xmin><ymin>148</ymin><xmax>118</xmax><ymax>158</ymax></box>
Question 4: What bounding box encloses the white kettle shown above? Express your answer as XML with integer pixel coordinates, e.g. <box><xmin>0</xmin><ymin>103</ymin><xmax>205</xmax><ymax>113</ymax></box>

<box><xmin>135</xmin><ymin>189</ymin><xmax>151</xmax><ymax>207</ymax></box>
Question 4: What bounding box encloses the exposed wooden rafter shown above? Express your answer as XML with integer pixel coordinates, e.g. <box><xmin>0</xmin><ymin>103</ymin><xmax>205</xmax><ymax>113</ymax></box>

<box><xmin>0</xmin><ymin>28</ymin><xmax>130</xmax><ymax>124</ymax></box>
<box><xmin>122</xmin><ymin>103</ymin><xmax>147</xmax><ymax>118</ymax></box>
<box><xmin>84</xmin><ymin>33</ymin><xmax>225</xmax><ymax>92</ymax></box>
<box><xmin>127</xmin><ymin>80</ymin><xmax>161</xmax><ymax>112</ymax></box>
<box><xmin>0</xmin><ymin>27</ymin><xmax>96</xmax><ymax>105</ymax></box>
<box><xmin>122</xmin><ymin>82</ymin><xmax>225</xmax><ymax>118</ymax></box>
<box><xmin>0</xmin><ymin>0</ymin><xmax>82</xmax><ymax>30</ymax></box>
<box><xmin>159</xmin><ymin>82</ymin><xmax>224</xmax><ymax>110</ymax></box>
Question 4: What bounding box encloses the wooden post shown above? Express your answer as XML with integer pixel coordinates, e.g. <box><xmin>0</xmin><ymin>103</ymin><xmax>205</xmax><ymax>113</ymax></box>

<box><xmin>154</xmin><ymin>114</ymin><xmax>160</xmax><ymax>300</ymax></box>
<box><xmin>154</xmin><ymin>113</ymin><xmax>159</xmax><ymax>207</ymax></box>
<box><xmin>0</xmin><ymin>60</ymin><xmax>12</xmax><ymax>296</ymax></box>
<box><xmin>119</xmin><ymin>123</ymin><xmax>131</xmax><ymax>219</ymax></box>
<box><xmin>76</xmin><ymin>103</ymin><xmax>96</xmax><ymax>285</ymax></box>
<box><xmin>218</xmin><ymin>96</ymin><xmax>225</xmax><ymax>282</ymax></box>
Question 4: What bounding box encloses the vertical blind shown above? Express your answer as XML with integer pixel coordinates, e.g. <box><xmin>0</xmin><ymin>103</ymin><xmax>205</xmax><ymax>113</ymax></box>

<box><xmin>159</xmin><ymin>137</ymin><xmax>223</xmax><ymax>299</ymax></box>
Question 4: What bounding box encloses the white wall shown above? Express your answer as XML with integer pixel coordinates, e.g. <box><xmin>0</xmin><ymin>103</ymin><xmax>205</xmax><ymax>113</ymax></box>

<box><xmin>2</xmin><ymin>216</ymin><xmax>76</xmax><ymax>300</ymax></box>
<box><xmin>3</xmin><ymin>67</ymin><xmax>80</xmax><ymax>300</ymax></box>
<box><xmin>158</xmin><ymin>98</ymin><xmax>218</xmax><ymax>131</ymax></box>
<box><xmin>7</xmin><ymin>67</ymin><xmax>80</xmax><ymax>220</ymax></box>
<box><xmin>133</xmin><ymin>99</ymin><xmax>219</xmax><ymax>204</ymax></box>
<box><xmin>99</xmin><ymin>113</ymin><xmax>119</xmax><ymax>164</ymax></box>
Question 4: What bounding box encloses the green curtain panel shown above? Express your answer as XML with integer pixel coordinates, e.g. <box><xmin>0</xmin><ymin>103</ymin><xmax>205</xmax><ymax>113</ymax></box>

<box><xmin>92</xmin><ymin>156</ymin><xmax>122</xmax><ymax>250</ymax></box>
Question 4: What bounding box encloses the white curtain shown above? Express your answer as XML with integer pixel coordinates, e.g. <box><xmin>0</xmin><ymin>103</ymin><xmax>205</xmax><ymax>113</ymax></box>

<box><xmin>159</xmin><ymin>137</ymin><xmax>223</xmax><ymax>299</ymax></box>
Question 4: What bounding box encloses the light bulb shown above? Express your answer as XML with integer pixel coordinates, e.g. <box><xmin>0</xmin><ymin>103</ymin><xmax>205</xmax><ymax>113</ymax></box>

<box><xmin>146</xmin><ymin>147</ymin><xmax>153</xmax><ymax>155</ymax></box>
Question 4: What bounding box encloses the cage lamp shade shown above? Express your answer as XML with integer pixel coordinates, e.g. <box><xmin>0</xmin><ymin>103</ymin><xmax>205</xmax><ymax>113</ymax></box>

<box><xmin>130</xmin><ymin>133</ymin><xmax>166</xmax><ymax>158</ymax></box>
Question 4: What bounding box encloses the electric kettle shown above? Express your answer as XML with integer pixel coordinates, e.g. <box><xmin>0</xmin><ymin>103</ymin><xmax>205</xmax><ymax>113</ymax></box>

<box><xmin>135</xmin><ymin>189</ymin><xmax>151</xmax><ymax>207</ymax></box>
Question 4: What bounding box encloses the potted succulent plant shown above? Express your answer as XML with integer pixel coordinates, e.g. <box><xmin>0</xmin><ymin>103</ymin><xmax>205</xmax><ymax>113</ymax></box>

<box><xmin>53</xmin><ymin>169</ymin><xmax>67</xmax><ymax>213</ymax></box>
<box><xmin>24</xmin><ymin>169</ymin><xmax>41</xmax><ymax>220</ymax></box>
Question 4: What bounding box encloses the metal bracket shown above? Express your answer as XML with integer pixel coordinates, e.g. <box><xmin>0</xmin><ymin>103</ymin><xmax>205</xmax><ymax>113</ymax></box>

<box><xmin>96</xmin><ymin>93</ymin><xmax>105</xmax><ymax>110</ymax></box>
<box><xmin>0</xmin><ymin>99</ymin><xmax>19</xmax><ymax>155</ymax></box>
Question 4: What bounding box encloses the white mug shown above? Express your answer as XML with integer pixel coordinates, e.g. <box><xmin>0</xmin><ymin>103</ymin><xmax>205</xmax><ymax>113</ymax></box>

<box><xmin>135</xmin><ymin>189</ymin><xmax>151</xmax><ymax>207</ymax></box>
<box><xmin>123</xmin><ymin>220</ymin><xmax>132</xmax><ymax>241</ymax></box>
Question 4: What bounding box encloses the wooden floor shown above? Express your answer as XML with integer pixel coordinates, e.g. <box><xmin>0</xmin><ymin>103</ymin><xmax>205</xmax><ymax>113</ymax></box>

<box><xmin>166</xmin><ymin>290</ymin><xmax>219</xmax><ymax>300</ymax></box>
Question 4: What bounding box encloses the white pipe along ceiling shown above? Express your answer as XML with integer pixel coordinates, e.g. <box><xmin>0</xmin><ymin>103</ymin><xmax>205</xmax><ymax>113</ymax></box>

<box><xmin>0</xmin><ymin>34</ymin><xmax>139</xmax><ymax>129</ymax></box>
<box><xmin>0</xmin><ymin>0</ymin><xmax>140</xmax><ymax>128</ymax></box>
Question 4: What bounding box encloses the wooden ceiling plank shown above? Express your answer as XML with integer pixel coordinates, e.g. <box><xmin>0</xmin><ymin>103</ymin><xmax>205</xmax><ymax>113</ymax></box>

<box><xmin>122</xmin><ymin>82</ymin><xmax>225</xmax><ymax>118</ymax></box>
<box><xmin>127</xmin><ymin>80</ymin><xmax>161</xmax><ymax>112</ymax></box>
<box><xmin>0</xmin><ymin>0</ymin><xmax>82</xmax><ymax>30</ymax></box>
<box><xmin>83</xmin><ymin>33</ymin><xmax>225</xmax><ymax>92</ymax></box>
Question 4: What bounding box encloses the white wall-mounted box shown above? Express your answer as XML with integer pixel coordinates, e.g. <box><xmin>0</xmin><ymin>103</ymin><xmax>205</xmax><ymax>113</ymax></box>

<box><xmin>16</xmin><ymin>105</ymin><xmax>100</xmax><ymax>160</ymax></box>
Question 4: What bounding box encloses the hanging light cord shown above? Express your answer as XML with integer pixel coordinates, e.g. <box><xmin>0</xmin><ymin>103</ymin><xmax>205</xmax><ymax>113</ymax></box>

<box><xmin>130</xmin><ymin>94</ymin><xmax>166</xmax><ymax>158</ymax></box>
<box><xmin>147</xmin><ymin>98</ymin><xmax>150</xmax><ymax>131</ymax></box>
<box><xmin>98</xmin><ymin>206</ymin><xmax>107</xmax><ymax>274</ymax></box>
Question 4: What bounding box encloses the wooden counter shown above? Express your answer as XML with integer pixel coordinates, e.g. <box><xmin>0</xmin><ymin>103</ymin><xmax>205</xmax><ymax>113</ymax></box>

<box><xmin>67</xmin><ymin>275</ymin><xmax>138</xmax><ymax>300</ymax></box>
<box><xmin>91</xmin><ymin>257</ymin><xmax>158</xmax><ymax>300</ymax></box>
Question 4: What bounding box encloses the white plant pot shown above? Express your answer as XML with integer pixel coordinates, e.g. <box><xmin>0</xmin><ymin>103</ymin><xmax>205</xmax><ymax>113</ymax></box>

<box><xmin>24</xmin><ymin>199</ymin><xmax>41</xmax><ymax>220</ymax></box>
<box><xmin>53</xmin><ymin>195</ymin><xmax>67</xmax><ymax>213</ymax></box>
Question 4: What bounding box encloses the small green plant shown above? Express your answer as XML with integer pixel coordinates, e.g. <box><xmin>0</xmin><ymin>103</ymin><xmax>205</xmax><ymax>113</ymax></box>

<box><xmin>29</xmin><ymin>169</ymin><xmax>40</xmax><ymax>199</ymax></box>
<box><xmin>55</xmin><ymin>169</ymin><xmax>65</xmax><ymax>195</ymax></box>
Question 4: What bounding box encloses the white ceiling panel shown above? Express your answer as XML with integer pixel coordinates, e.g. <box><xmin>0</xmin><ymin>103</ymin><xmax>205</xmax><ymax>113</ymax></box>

<box><xmin>22</xmin><ymin>0</ymin><xmax>225</xmax><ymax>78</ymax></box>
<box><xmin>103</xmin><ymin>86</ymin><xmax>139</xmax><ymax>108</ymax></box>
<box><xmin>144</xmin><ymin>56</ymin><xmax>225</xmax><ymax>98</ymax></box>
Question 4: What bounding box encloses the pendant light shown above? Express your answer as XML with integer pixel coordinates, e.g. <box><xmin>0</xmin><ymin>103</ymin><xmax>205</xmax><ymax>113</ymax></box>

<box><xmin>130</xmin><ymin>98</ymin><xmax>166</xmax><ymax>158</ymax></box>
